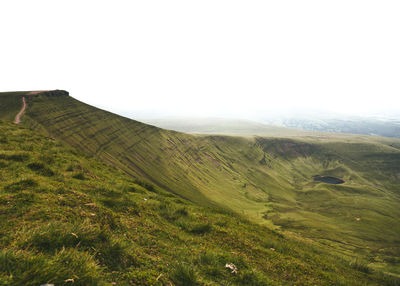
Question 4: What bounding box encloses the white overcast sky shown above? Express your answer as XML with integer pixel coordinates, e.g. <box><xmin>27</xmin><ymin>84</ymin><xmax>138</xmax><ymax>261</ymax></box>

<box><xmin>1</xmin><ymin>1</ymin><xmax>399</xmax><ymax>118</ymax></box>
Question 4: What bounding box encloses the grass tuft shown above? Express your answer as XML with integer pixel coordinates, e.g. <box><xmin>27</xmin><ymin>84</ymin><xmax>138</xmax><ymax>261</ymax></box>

<box><xmin>349</xmin><ymin>258</ymin><xmax>372</xmax><ymax>274</ymax></box>
<box><xmin>27</xmin><ymin>162</ymin><xmax>55</xmax><ymax>177</ymax></box>
<box><xmin>0</xmin><ymin>248</ymin><xmax>103</xmax><ymax>286</ymax></box>
<box><xmin>170</xmin><ymin>263</ymin><xmax>199</xmax><ymax>286</ymax></box>
<box><xmin>190</xmin><ymin>223</ymin><xmax>212</xmax><ymax>235</ymax></box>
<box><xmin>4</xmin><ymin>179</ymin><xmax>38</xmax><ymax>192</ymax></box>
<box><xmin>0</xmin><ymin>153</ymin><xmax>30</xmax><ymax>162</ymax></box>
<box><xmin>133</xmin><ymin>179</ymin><xmax>157</xmax><ymax>193</ymax></box>
<box><xmin>72</xmin><ymin>173</ymin><xmax>86</xmax><ymax>180</ymax></box>
<box><xmin>235</xmin><ymin>269</ymin><xmax>271</xmax><ymax>286</ymax></box>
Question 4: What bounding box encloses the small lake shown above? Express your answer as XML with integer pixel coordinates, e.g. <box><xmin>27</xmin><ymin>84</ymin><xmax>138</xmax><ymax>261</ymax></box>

<box><xmin>313</xmin><ymin>175</ymin><xmax>344</xmax><ymax>184</ymax></box>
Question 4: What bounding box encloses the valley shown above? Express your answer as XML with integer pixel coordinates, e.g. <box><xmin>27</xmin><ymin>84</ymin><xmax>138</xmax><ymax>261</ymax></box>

<box><xmin>1</xmin><ymin>90</ymin><xmax>400</xmax><ymax>284</ymax></box>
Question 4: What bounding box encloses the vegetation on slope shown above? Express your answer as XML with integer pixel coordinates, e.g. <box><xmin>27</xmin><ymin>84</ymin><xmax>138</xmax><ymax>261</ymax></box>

<box><xmin>2</xmin><ymin>120</ymin><xmax>397</xmax><ymax>285</ymax></box>
<box><xmin>1</xmin><ymin>90</ymin><xmax>400</xmax><ymax>277</ymax></box>
<box><xmin>0</xmin><ymin>92</ymin><xmax>29</xmax><ymax>121</ymax></box>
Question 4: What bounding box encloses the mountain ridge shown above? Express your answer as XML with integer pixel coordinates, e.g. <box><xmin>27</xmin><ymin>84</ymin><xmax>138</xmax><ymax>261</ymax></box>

<box><xmin>3</xmin><ymin>118</ymin><xmax>384</xmax><ymax>285</ymax></box>
<box><xmin>1</xmin><ymin>90</ymin><xmax>400</xmax><ymax>277</ymax></box>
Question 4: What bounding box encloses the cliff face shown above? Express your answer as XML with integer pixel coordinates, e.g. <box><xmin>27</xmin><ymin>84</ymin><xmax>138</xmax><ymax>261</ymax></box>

<box><xmin>29</xmin><ymin>90</ymin><xmax>69</xmax><ymax>97</ymax></box>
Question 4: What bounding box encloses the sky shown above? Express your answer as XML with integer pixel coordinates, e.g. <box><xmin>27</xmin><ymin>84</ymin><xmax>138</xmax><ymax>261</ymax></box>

<box><xmin>1</xmin><ymin>0</ymin><xmax>399</xmax><ymax>119</ymax></box>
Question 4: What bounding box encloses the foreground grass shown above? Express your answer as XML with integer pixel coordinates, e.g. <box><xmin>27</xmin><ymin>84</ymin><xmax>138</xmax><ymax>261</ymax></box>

<box><xmin>1</xmin><ymin>120</ymin><xmax>398</xmax><ymax>285</ymax></box>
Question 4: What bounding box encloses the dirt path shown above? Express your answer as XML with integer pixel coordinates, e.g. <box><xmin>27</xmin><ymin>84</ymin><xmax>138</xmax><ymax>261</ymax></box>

<box><xmin>14</xmin><ymin>97</ymin><xmax>26</xmax><ymax>124</ymax></box>
<box><xmin>27</xmin><ymin>90</ymin><xmax>48</xmax><ymax>95</ymax></box>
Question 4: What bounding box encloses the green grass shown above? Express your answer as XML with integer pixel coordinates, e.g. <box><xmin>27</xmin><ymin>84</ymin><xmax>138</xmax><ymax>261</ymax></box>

<box><xmin>0</xmin><ymin>92</ymin><xmax>26</xmax><ymax>121</ymax></box>
<box><xmin>1</xmin><ymin>120</ymin><xmax>399</xmax><ymax>285</ymax></box>
<box><xmin>170</xmin><ymin>263</ymin><xmax>199</xmax><ymax>286</ymax></box>
<box><xmin>1</xmin><ymin>90</ymin><xmax>400</xmax><ymax>280</ymax></box>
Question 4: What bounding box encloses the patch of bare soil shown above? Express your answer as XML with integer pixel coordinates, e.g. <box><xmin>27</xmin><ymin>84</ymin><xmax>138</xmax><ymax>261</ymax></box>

<box><xmin>14</xmin><ymin>97</ymin><xmax>26</xmax><ymax>124</ymax></box>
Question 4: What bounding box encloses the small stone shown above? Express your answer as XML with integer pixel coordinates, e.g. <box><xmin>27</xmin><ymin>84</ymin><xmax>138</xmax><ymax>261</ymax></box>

<box><xmin>225</xmin><ymin>263</ymin><xmax>238</xmax><ymax>274</ymax></box>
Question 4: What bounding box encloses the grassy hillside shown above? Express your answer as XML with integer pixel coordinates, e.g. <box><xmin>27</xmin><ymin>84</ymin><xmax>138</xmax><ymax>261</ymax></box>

<box><xmin>1</xmin><ymin>90</ymin><xmax>400</xmax><ymax>277</ymax></box>
<box><xmin>0</xmin><ymin>92</ymin><xmax>29</xmax><ymax>121</ymax></box>
<box><xmin>2</xmin><ymin>119</ymin><xmax>397</xmax><ymax>285</ymax></box>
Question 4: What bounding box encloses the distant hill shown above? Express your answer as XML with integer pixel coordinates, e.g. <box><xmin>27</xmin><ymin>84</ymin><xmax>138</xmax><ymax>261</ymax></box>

<box><xmin>1</xmin><ymin>90</ymin><xmax>400</xmax><ymax>279</ymax></box>
<box><xmin>263</xmin><ymin>115</ymin><xmax>400</xmax><ymax>138</ymax></box>
<box><xmin>141</xmin><ymin>115</ymin><xmax>400</xmax><ymax>138</ymax></box>
<box><xmin>138</xmin><ymin>117</ymin><xmax>309</xmax><ymax>136</ymax></box>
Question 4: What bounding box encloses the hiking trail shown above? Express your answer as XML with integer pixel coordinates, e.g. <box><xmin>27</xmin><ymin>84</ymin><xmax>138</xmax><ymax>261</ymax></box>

<box><xmin>14</xmin><ymin>97</ymin><xmax>26</xmax><ymax>124</ymax></box>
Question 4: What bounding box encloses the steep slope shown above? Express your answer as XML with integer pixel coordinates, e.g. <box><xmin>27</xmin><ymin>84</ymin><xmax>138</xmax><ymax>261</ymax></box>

<box><xmin>1</xmin><ymin>90</ymin><xmax>400</xmax><ymax>276</ymax></box>
<box><xmin>2</xmin><ymin>119</ymin><xmax>395</xmax><ymax>285</ymax></box>
<box><xmin>19</xmin><ymin>92</ymin><xmax>278</xmax><ymax>217</ymax></box>
<box><xmin>0</xmin><ymin>91</ymin><xmax>29</xmax><ymax>121</ymax></box>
